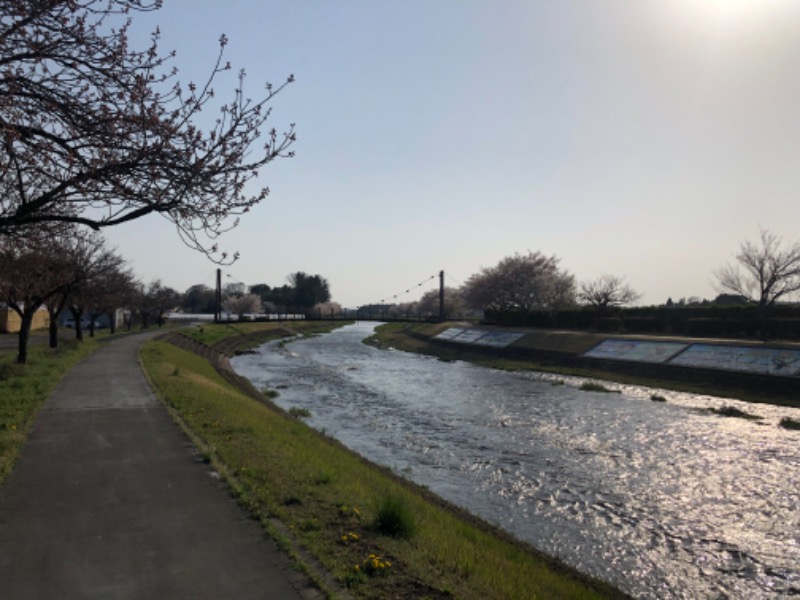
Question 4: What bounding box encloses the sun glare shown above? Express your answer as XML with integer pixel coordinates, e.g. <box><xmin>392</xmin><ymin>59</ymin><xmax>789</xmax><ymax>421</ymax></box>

<box><xmin>671</xmin><ymin>0</ymin><xmax>788</xmax><ymax>25</ymax></box>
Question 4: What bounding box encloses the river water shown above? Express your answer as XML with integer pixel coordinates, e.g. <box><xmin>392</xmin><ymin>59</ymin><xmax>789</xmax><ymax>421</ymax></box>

<box><xmin>231</xmin><ymin>322</ymin><xmax>800</xmax><ymax>599</ymax></box>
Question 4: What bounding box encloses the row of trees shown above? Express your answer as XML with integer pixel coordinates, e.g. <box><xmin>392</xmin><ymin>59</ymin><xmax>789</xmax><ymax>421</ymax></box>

<box><xmin>0</xmin><ymin>1</ymin><xmax>293</xmax><ymax>364</ymax></box>
<box><xmin>0</xmin><ymin>226</ymin><xmax>181</xmax><ymax>363</ymax></box>
<box><xmin>376</xmin><ymin>252</ymin><xmax>641</xmax><ymax>320</ymax></box>
<box><xmin>178</xmin><ymin>271</ymin><xmax>333</xmax><ymax>318</ymax></box>
<box><xmin>379</xmin><ymin>229</ymin><xmax>800</xmax><ymax>325</ymax></box>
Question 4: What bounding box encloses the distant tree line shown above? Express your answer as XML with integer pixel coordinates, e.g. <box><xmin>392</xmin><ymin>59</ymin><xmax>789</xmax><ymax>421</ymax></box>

<box><xmin>0</xmin><ymin>225</ymin><xmax>183</xmax><ymax>363</ymax></box>
<box><xmin>373</xmin><ymin>229</ymin><xmax>800</xmax><ymax>339</ymax></box>
<box><xmin>178</xmin><ymin>271</ymin><xmax>333</xmax><ymax>317</ymax></box>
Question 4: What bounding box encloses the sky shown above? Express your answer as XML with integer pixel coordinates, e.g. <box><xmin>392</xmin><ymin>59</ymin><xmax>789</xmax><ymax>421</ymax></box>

<box><xmin>106</xmin><ymin>0</ymin><xmax>800</xmax><ymax>309</ymax></box>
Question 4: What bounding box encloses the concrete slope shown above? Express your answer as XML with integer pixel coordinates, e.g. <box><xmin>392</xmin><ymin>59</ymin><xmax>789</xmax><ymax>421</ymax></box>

<box><xmin>0</xmin><ymin>331</ymin><xmax>319</xmax><ymax>600</ymax></box>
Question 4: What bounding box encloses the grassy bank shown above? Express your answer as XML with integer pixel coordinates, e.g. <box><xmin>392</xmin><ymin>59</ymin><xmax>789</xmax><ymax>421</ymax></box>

<box><xmin>141</xmin><ymin>325</ymin><xmax>625</xmax><ymax>600</ymax></box>
<box><xmin>366</xmin><ymin>322</ymin><xmax>800</xmax><ymax>408</ymax></box>
<box><xmin>0</xmin><ymin>336</ymin><xmax>100</xmax><ymax>485</ymax></box>
<box><xmin>180</xmin><ymin>320</ymin><xmax>348</xmax><ymax>351</ymax></box>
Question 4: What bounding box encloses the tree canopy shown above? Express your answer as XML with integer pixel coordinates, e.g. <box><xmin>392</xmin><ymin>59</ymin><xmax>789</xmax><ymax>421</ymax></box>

<box><xmin>0</xmin><ymin>0</ymin><xmax>294</xmax><ymax>261</ymax></box>
<box><xmin>579</xmin><ymin>275</ymin><xmax>640</xmax><ymax>311</ymax></box>
<box><xmin>462</xmin><ymin>251</ymin><xmax>575</xmax><ymax>312</ymax></box>
<box><xmin>715</xmin><ymin>228</ymin><xmax>800</xmax><ymax>316</ymax></box>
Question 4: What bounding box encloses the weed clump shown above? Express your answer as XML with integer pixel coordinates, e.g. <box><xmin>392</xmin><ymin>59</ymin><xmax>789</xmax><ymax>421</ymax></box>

<box><xmin>709</xmin><ymin>405</ymin><xmax>762</xmax><ymax>420</ymax></box>
<box><xmin>375</xmin><ymin>492</ymin><xmax>417</xmax><ymax>539</ymax></box>
<box><xmin>288</xmin><ymin>407</ymin><xmax>311</xmax><ymax>419</ymax></box>
<box><xmin>579</xmin><ymin>382</ymin><xmax>617</xmax><ymax>393</ymax></box>
<box><xmin>779</xmin><ymin>417</ymin><xmax>800</xmax><ymax>430</ymax></box>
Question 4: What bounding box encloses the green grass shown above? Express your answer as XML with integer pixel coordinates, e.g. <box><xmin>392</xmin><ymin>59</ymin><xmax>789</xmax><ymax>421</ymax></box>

<box><xmin>142</xmin><ymin>339</ymin><xmax>622</xmax><ymax>600</ymax></box>
<box><xmin>779</xmin><ymin>417</ymin><xmax>800</xmax><ymax>430</ymax></box>
<box><xmin>181</xmin><ymin>322</ymin><xmax>272</xmax><ymax>346</ymax></box>
<box><xmin>708</xmin><ymin>405</ymin><xmax>763</xmax><ymax>420</ymax></box>
<box><xmin>183</xmin><ymin>320</ymin><xmax>349</xmax><ymax>349</ymax></box>
<box><xmin>288</xmin><ymin>407</ymin><xmax>311</xmax><ymax>419</ymax></box>
<box><xmin>0</xmin><ymin>336</ymin><xmax>100</xmax><ymax>484</ymax></box>
<box><xmin>374</xmin><ymin>491</ymin><xmax>418</xmax><ymax>539</ymax></box>
<box><xmin>579</xmin><ymin>382</ymin><xmax>619</xmax><ymax>393</ymax></box>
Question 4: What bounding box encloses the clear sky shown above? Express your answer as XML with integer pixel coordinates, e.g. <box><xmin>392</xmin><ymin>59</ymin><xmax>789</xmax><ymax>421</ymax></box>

<box><xmin>106</xmin><ymin>0</ymin><xmax>800</xmax><ymax>308</ymax></box>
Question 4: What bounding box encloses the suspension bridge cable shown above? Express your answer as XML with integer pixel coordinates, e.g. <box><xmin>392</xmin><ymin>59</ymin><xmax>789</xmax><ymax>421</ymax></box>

<box><xmin>358</xmin><ymin>273</ymin><xmax>439</xmax><ymax>308</ymax></box>
<box><xmin>444</xmin><ymin>272</ymin><xmax>466</xmax><ymax>288</ymax></box>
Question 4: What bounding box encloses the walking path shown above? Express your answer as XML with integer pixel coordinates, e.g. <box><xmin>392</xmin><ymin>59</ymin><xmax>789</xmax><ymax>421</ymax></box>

<box><xmin>0</xmin><ymin>331</ymin><xmax>321</xmax><ymax>599</ymax></box>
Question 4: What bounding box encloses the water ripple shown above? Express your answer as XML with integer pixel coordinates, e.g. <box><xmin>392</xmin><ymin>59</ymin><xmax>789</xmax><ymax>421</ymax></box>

<box><xmin>232</xmin><ymin>323</ymin><xmax>800</xmax><ymax>599</ymax></box>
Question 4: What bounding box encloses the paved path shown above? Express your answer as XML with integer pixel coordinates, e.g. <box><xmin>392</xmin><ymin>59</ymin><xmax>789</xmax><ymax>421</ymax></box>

<box><xmin>0</xmin><ymin>332</ymin><xmax>319</xmax><ymax>599</ymax></box>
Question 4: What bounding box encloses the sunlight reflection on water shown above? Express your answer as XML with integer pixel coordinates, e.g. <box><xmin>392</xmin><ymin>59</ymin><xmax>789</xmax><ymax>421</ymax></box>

<box><xmin>232</xmin><ymin>322</ymin><xmax>800</xmax><ymax>599</ymax></box>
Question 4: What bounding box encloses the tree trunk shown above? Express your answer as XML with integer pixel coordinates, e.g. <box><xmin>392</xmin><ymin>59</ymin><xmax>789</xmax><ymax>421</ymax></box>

<box><xmin>17</xmin><ymin>311</ymin><xmax>33</xmax><ymax>364</ymax></box>
<box><xmin>70</xmin><ymin>306</ymin><xmax>84</xmax><ymax>341</ymax></box>
<box><xmin>48</xmin><ymin>315</ymin><xmax>58</xmax><ymax>349</ymax></box>
<box><xmin>758</xmin><ymin>301</ymin><xmax>769</xmax><ymax>340</ymax></box>
<box><xmin>109</xmin><ymin>309</ymin><xmax>117</xmax><ymax>334</ymax></box>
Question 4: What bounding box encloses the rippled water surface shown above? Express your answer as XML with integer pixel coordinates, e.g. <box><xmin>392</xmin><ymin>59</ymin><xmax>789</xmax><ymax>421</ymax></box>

<box><xmin>231</xmin><ymin>323</ymin><xmax>800</xmax><ymax>599</ymax></box>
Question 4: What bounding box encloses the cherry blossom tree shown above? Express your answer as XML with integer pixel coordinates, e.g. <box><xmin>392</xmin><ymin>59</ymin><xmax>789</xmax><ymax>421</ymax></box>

<box><xmin>463</xmin><ymin>251</ymin><xmax>576</xmax><ymax>312</ymax></box>
<box><xmin>0</xmin><ymin>0</ymin><xmax>295</xmax><ymax>261</ymax></box>
<box><xmin>0</xmin><ymin>230</ymin><xmax>79</xmax><ymax>362</ymax></box>
<box><xmin>222</xmin><ymin>293</ymin><xmax>261</xmax><ymax>320</ymax></box>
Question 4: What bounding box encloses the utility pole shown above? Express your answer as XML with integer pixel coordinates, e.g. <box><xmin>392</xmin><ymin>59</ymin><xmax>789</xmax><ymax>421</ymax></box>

<box><xmin>439</xmin><ymin>270</ymin><xmax>445</xmax><ymax>322</ymax></box>
<box><xmin>215</xmin><ymin>268</ymin><xmax>221</xmax><ymax>323</ymax></box>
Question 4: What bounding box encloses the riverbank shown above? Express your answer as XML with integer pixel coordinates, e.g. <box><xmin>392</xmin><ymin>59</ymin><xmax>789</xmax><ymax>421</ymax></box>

<box><xmin>365</xmin><ymin>322</ymin><xmax>800</xmax><ymax>408</ymax></box>
<box><xmin>142</xmin><ymin>322</ymin><xmax>628</xmax><ymax>600</ymax></box>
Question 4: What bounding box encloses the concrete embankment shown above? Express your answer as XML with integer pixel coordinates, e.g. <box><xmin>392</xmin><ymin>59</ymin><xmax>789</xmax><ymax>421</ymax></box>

<box><xmin>395</xmin><ymin>323</ymin><xmax>800</xmax><ymax>407</ymax></box>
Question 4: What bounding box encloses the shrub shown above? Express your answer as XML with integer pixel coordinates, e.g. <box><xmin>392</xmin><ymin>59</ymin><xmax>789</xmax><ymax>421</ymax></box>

<box><xmin>374</xmin><ymin>492</ymin><xmax>417</xmax><ymax>539</ymax></box>
<box><xmin>579</xmin><ymin>382</ymin><xmax>617</xmax><ymax>393</ymax></box>
<box><xmin>288</xmin><ymin>407</ymin><xmax>311</xmax><ymax>419</ymax></box>
<box><xmin>709</xmin><ymin>405</ymin><xmax>762</xmax><ymax>420</ymax></box>
<box><xmin>779</xmin><ymin>417</ymin><xmax>800</xmax><ymax>430</ymax></box>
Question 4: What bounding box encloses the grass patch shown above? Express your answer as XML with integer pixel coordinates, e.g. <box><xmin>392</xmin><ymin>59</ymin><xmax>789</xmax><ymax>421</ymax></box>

<box><xmin>650</xmin><ymin>394</ymin><xmax>668</xmax><ymax>403</ymax></box>
<box><xmin>184</xmin><ymin>321</ymin><xmax>349</xmax><ymax>350</ymax></box>
<box><xmin>142</xmin><ymin>339</ymin><xmax>622</xmax><ymax>600</ymax></box>
<box><xmin>778</xmin><ymin>417</ymin><xmax>800</xmax><ymax>430</ymax></box>
<box><xmin>579</xmin><ymin>382</ymin><xmax>618</xmax><ymax>393</ymax></box>
<box><xmin>374</xmin><ymin>491</ymin><xmax>417</xmax><ymax>539</ymax></box>
<box><xmin>708</xmin><ymin>405</ymin><xmax>763</xmax><ymax>420</ymax></box>
<box><xmin>0</xmin><ymin>336</ymin><xmax>100</xmax><ymax>485</ymax></box>
<box><xmin>262</xmin><ymin>388</ymin><xmax>280</xmax><ymax>399</ymax></box>
<box><xmin>288</xmin><ymin>407</ymin><xmax>311</xmax><ymax>419</ymax></box>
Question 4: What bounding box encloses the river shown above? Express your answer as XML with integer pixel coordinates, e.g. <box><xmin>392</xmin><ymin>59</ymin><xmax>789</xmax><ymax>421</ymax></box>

<box><xmin>230</xmin><ymin>322</ymin><xmax>800</xmax><ymax>599</ymax></box>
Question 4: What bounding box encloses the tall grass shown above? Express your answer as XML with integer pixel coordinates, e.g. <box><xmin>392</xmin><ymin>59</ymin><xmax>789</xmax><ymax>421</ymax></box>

<box><xmin>142</xmin><ymin>340</ymin><xmax>620</xmax><ymax>600</ymax></box>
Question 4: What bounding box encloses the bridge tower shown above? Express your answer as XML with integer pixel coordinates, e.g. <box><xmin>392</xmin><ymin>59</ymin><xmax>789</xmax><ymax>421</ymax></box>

<box><xmin>439</xmin><ymin>270</ymin><xmax>445</xmax><ymax>322</ymax></box>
